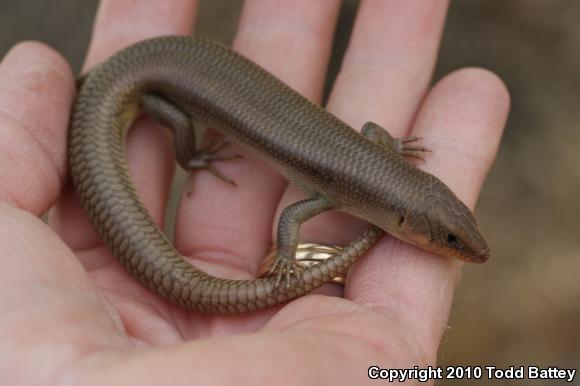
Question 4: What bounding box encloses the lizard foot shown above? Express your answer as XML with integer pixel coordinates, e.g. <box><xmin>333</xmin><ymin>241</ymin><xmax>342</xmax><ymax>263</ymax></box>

<box><xmin>392</xmin><ymin>136</ymin><xmax>432</xmax><ymax>161</ymax></box>
<box><xmin>267</xmin><ymin>254</ymin><xmax>304</xmax><ymax>290</ymax></box>
<box><xmin>186</xmin><ymin>140</ymin><xmax>243</xmax><ymax>194</ymax></box>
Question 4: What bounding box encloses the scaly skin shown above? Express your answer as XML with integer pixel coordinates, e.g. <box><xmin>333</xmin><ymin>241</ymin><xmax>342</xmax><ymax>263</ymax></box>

<box><xmin>69</xmin><ymin>36</ymin><xmax>489</xmax><ymax>313</ymax></box>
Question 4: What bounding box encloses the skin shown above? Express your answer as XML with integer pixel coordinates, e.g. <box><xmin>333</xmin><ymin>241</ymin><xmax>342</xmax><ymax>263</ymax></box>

<box><xmin>0</xmin><ymin>0</ymin><xmax>508</xmax><ymax>385</ymax></box>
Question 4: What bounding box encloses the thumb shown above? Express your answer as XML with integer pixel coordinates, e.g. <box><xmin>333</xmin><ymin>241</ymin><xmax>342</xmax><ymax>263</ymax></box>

<box><xmin>0</xmin><ymin>204</ymin><xmax>129</xmax><ymax>384</ymax></box>
<box><xmin>0</xmin><ymin>41</ymin><xmax>74</xmax><ymax>214</ymax></box>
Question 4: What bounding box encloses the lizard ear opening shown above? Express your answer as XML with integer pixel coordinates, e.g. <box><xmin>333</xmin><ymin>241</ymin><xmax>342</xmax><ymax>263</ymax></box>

<box><xmin>398</xmin><ymin>215</ymin><xmax>406</xmax><ymax>227</ymax></box>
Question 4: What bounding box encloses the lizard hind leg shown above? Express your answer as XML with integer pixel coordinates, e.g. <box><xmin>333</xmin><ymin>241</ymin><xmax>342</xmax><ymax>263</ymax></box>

<box><xmin>361</xmin><ymin>121</ymin><xmax>431</xmax><ymax>161</ymax></box>
<box><xmin>140</xmin><ymin>93</ymin><xmax>242</xmax><ymax>193</ymax></box>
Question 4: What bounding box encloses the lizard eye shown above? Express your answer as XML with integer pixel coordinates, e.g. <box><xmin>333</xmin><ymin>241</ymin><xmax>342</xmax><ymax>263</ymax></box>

<box><xmin>445</xmin><ymin>233</ymin><xmax>463</xmax><ymax>248</ymax></box>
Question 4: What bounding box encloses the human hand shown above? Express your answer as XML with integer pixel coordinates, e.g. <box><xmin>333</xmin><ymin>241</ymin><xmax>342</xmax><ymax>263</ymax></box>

<box><xmin>0</xmin><ymin>1</ymin><xmax>508</xmax><ymax>385</ymax></box>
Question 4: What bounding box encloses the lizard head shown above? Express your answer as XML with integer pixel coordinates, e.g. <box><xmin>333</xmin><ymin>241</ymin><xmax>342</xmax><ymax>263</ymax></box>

<box><xmin>390</xmin><ymin>179</ymin><xmax>490</xmax><ymax>263</ymax></box>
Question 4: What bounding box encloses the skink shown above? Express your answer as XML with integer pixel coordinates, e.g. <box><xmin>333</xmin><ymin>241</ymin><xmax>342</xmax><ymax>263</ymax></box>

<box><xmin>69</xmin><ymin>36</ymin><xmax>489</xmax><ymax>314</ymax></box>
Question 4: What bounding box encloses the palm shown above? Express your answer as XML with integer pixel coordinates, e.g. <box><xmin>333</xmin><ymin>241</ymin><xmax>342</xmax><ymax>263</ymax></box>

<box><xmin>78</xmin><ymin>242</ymin><xmax>276</xmax><ymax>340</ymax></box>
<box><xmin>0</xmin><ymin>1</ymin><xmax>508</xmax><ymax>385</ymax></box>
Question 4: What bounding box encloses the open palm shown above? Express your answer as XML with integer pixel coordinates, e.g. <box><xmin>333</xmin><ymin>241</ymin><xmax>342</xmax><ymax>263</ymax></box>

<box><xmin>0</xmin><ymin>1</ymin><xmax>508</xmax><ymax>385</ymax></box>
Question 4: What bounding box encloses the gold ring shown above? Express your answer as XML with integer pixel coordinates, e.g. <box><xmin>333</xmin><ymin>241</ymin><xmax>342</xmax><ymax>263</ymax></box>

<box><xmin>259</xmin><ymin>243</ymin><xmax>346</xmax><ymax>284</ymax></box>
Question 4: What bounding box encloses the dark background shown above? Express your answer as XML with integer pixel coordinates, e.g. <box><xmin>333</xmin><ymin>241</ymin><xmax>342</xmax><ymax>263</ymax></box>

<box><xmin>2</xmin><ymin>1</ymin><xmax>579</xmax><ymax>384</ymax></box>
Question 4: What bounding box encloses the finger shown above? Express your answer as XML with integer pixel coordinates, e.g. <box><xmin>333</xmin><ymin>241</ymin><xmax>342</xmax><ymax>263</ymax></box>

<box><xmin>347</xmin><ymin>68</ymin><xmax>509</xmax><ymax>357</ymax></box>
<box><xmin>174</xmin><ymin>0</ymin><xmax>341</xmax><ymax>280</ymax></box>
<box><xmin>84</xmin><ymin>0</ymin><xmax>199</xmax><ymax>70</ymax></box>
<box><xmin>330</xmin><ymin>0</ymin><xmax>449</xmax><ymax>128</ymax></box>
<box><xmin>50</xmin><ymin>0</ymin><xmax>198</xmax><ymax>251</ymax></box>
<box><xmin>0</xmin><ymin>42</ymin><xmax>74</xmax><ymax>215</ymax></box>
<box><xmin>0</xmin><ymin>204</ymin><xmax>128</xmax><ymax>379</ymax></box>
<box><xmin>276</xmin><ymin>0</ymin><xmax>450</xmax><ymax>245</ymax></box>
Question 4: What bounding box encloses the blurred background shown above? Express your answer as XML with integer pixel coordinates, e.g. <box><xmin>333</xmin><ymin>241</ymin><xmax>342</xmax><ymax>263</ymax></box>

<box><xmin>1</xmin><ymin>1</ymin><xmax>578</xmax><ymax>384</ymax></box>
